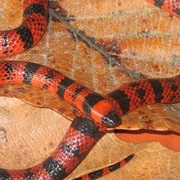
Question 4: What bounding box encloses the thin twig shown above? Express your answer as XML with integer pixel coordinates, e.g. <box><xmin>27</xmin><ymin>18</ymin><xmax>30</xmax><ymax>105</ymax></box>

<box><xmin>49</xmin><ymin>7</ymin><xmax>143</xmax><ymax>79</ymax></box>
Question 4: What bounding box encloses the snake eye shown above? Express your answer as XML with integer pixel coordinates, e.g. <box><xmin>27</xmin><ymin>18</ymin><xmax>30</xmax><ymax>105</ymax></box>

<box><xmin>102</xmin><ymin>110</ymin><xmax>121</xmax><ymax>128</ymax></box>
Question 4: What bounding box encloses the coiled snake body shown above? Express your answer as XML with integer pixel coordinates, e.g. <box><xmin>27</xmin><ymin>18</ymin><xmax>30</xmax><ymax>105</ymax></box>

<box><xmin>0</xmin><ymin>0</ymin><xmax>179</xmax><ymax>179</ymax></box>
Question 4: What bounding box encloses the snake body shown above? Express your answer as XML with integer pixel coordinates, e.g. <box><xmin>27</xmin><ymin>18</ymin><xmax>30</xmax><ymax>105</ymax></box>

<box><xmin>0</xmin><ymin>0</ymin><xmax>48</xmax><ymax>57</ymax></box>
<box><xmin>0</xmin><ymin>0</ymin><xmax>179</xmax><ymax>179</ymax></box>
<box><xmin>0</xmin><ymin>0</ymin><xmax>179</xmax><ymax>57</ymax></box>
<box><xmin>0</xmin><ymin>61</ymin><xmax>179</xmax><ymax>180</ymax></box>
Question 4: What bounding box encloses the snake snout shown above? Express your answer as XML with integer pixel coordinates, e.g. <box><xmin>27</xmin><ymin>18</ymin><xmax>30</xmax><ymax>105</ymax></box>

<box><xmin>102</xmin><ymin>110</ymin><xmax>121</xmax><ymax>128</ymax></box>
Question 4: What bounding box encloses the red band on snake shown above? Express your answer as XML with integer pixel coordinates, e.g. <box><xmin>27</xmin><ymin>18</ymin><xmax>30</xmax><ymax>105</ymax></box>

<box><xmin>0</xmin><ymin>0</ymin><xmax>179</xmax><ymax>180</ymax></box>
<box><xmin>146</xmin><ymin>0</ymin><xmax>180</xmax><ymax>19</ymax></box>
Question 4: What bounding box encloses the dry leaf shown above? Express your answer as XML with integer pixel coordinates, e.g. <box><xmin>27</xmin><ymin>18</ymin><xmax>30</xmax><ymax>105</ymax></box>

<box><xmin>0</xmin><ymin>0</ymin><xmax>180</xmax><ymax>179</ymax></box>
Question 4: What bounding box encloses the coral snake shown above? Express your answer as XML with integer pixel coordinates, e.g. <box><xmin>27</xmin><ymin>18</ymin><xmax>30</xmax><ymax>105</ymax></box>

<box><xmin>0</xmin><ymin>0</ymin><xmax>179</xmax><ymax>179</ymax></box>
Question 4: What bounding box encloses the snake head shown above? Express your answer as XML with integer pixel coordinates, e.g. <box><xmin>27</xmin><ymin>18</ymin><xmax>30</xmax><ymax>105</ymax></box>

<box><xmin>101</xmin><ymin>110</ymin><xmax>122</xmax><ymax>128</ymax></box>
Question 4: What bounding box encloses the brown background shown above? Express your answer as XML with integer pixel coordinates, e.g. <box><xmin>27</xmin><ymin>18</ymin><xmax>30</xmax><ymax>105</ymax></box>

<box><xmin>0</xmin><ymin>0</ymin><xmax>180</xmax><ymax>179</ymax></box>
